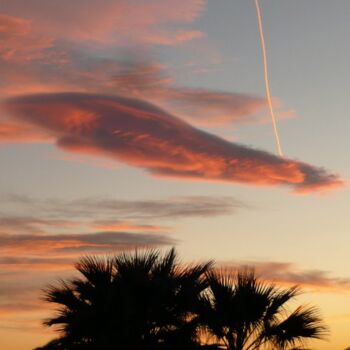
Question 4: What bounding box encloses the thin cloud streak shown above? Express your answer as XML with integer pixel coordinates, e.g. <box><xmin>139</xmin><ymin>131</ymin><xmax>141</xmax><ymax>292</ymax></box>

<box><xmin>218</xmin><ymin>261</ymin><xmax>350</xmax><ymax>292</ymax></box>
<box><xmin>0</xmin><ymin>231</ymin><xmax>174</xmax><ymax>256</ymax></box>
<box><xmin>90</xmin><ymin>220</ymin><xmax>170</xmax><ymax>232</ymax></box>
<box><xmin>0</xmin><ymin>217</ymin><xmax>79</xmax><ymax>234</ymax></box>
<box><xmin>3</xmin><ymin>194</ymin><xmax>241</xmax><ymax>220</ymax></box>
<box><xmin>2</xmin><ymin>92</ymin><xmax>343</xmax><ymax>193</ymax></box>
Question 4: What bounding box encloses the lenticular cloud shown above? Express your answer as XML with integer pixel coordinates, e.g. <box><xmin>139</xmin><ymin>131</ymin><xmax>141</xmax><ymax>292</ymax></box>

<box><xmin>3</xmin><ymin>92</ymin><xmax>342</xmax><ymax>193</ymax></box>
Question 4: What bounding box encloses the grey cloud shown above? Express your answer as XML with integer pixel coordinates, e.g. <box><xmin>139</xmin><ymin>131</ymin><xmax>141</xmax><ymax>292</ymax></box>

<box><xmin>0</xmin><ymin>231</ymin><xmax>174</xmax><ymax>254</ymax></box>
<box><xmin>2</xmin><ymin>194</ymin><xmax>242</xmax><ymax>220</ymax></box>
<box><xmin>0</xmin><ymin>216</ymin><xmax>77</xmax><ymax>234</ymax></box>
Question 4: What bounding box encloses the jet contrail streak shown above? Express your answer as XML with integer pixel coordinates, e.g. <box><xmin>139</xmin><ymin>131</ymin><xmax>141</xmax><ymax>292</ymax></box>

<box><xmin>254</xmin><ymin>0</ymin><xmax>283</xmax><ymax>157</ymax></box>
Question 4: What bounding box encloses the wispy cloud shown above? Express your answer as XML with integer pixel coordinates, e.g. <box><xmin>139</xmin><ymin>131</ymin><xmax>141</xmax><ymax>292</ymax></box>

<box><xmin>2</xmin><ymin>92</ymin><xmax>343</xmax><ymax>193</ymax></box>
<box><xmin>0</xmin><ymin>13</ymin><xmax>53</xmax><ymax>62</ymax></box>
<box><xmin>0</xmin><ymin>194</ymin><xmax>240</xmax><ymax>271</ymax></box>
<box><xmin>0</xmin><ymin>194</ymin><xmax>241</xmax><ymax>269</ymax></box>
<box><xmin>0</xmin><ymin>193</ymin><xmax>243</xmax><ymax>320</ymax></box>
<box><xmin>90</xmin><ymin>220</ymin><xmax>170</xmax><ymax>232</ymax></box>
<box><xmin>111</xmin><ymin>61</ymin><xmax>268</xmax><ymax>126</ymax></box>
<box><xmin>0</xmin><ymin>2</ymin><xmax>282</xmax><ymax>131</ymax></box>
<box><xmin>0</xmin><ymin>231</ymin><xmax>174</xmax><ymax>256</ymax></box>
<box><xmin>218</xmin><ymin>261</ymin><xmax>350</xmax><ymax>292</ymax></box>
<box><xmin>0</xmin><ymin>1</ymin><xmax>206</xmax><ymax>100</ymax></box>
<box><xmin>0</xmin><ymin>0</ymin><xmax>205</xmax><ymax>45</ymax></box>
<box><xmin>0</xmin><ymin>120</ymin><xmax>51</xmax><ymax>143</ymax></box>
<box><xmin>0</xmin><ymin>194</ymin><xmax>239</xmax><ymax>276</ymax></box>
<box><xmin>0</xmin><ymin>217</ymin><xmax>78</xmax><ymax>234</ymax></box>
<box><xmin>3</xmin><ymin>194</ymin><xmax>240</xmax><ymax>220</ymax></box>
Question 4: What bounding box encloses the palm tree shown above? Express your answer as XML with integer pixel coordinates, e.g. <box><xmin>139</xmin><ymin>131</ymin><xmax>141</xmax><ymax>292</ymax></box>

<box><xmin>199</xmin><ymin>269</ymin><xmax>327</xmax><ymax>350</ymax></box>
<box><xmin>36</xmin><ymin>248</ymin><xmax>213</xmax><ymax>350</ymax></box>
<box><xmin>35</xmin><ymin>251</ymin><xmax>327</xmax><ymax>350</ymax></box>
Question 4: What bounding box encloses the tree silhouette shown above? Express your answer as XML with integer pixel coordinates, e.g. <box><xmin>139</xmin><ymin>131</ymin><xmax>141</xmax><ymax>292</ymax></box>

<box><xmin>199</xmin><ymin>269</ymin><xmax>327</xmax><ymax>350</ymax></box>
<box><xmin>36</xmin><ymin>248</ymin><xmax>213</xmax><ymax>350</ymax></box>
<box><xmin>35</xmin><ymin>251</ymin><xmax>327</xmax><ymax>350</ymax></box>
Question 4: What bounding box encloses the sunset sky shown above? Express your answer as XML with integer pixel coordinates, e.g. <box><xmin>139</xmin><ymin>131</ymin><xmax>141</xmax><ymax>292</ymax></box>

<box><xmin>0</xmin><ymin>1</ymin><xmax>349</xmax><ymax>349</ymax></box>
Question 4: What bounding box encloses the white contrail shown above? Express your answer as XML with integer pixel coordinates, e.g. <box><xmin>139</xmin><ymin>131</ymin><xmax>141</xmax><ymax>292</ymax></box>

<box><xmin>254</xmin><ymin>0</ymin><xmax>283</xmax><ymax>157</ymax></box>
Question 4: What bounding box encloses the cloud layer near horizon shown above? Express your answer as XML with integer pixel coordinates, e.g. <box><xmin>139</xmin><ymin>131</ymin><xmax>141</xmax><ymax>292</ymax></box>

<box><xmin>3</xmin><ymin>194</ymin><xmax>239</xmax><ymax>220</ymax></box>
<box><xmin>217</xmin><ymin>261</ymin><xmax>350</xmax><ymax>292</ymax></box>
<box><xmin>2</xmin><ymin>92</ymin><xmax>342</xmax><ymax>193</ymax></box>
<box><xmin>0</xmin><ymin>193</ymin><xmax>240</xmax><ymax>270</ymax></box>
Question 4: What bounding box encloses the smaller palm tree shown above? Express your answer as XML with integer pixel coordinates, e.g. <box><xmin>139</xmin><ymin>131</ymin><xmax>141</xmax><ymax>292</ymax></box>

<box><xmin>200</xmin><ymin>269</ymin><xmax>327</xmax><ymax>350</ymax></box>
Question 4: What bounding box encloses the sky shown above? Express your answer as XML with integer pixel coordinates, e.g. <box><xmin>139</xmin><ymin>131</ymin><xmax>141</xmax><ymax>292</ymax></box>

<box><xmin>0</xmin><ymin>1</ymin><xmax>349</xmax><ymax>349</ymax></box>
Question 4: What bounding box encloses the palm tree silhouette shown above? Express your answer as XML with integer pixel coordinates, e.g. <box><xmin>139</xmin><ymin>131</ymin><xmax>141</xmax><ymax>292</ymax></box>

<box><xmin>199</xmin><ymin>269</ymin><xmax>327</xmax><ymax>350</ymax></box>
<box><xmin>35</xmin><ymin>251</ymin><xmax>327</xmax><ymax>350</ymax></box>
<box><xmin>37</xmin><ymin>248</ymin><xmax>213</xmax><ymax>350</ymax></box>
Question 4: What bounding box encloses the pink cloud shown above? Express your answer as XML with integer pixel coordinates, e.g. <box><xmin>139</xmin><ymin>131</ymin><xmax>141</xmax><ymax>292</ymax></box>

<box><xmin>0</xmin><ymin>14</ymin><xmax>53</xmax><ymax>62</ymax></box>
<box><xmin>0</xmin><ymin>2</ymin><xmax>206</xmax><ymax>99</ymax></box>
<box><xmin>2</xmin><ymin>92</ymin><xmax>343</xmax><ymax>193</ymax></box>
<box><xmin>0</xmin><ymin>8</ymin><xmax>266</xmax><ymax>130</ymax></box>
<box><xmin>112</xmin><ymin>60</ymin><xmax>274</xmax><ymax>127</ymax></box>
<box><xmin>0</xmin><ymin>0</ymin><xmax>205</xmax><ymax>45</ymax></box>
<box><xmin>0</xmin><ymin>120</ymin><xmax>51</xmax><ymax>143</ymax></box>
<box><xmin>112</xmin><ymin>62</ymin><xmax>268</xmax><ymax>126</ymax></box>
<box><xmin>218</xmin><ymin>261</ymin><xmax>350</xmax><ymax>293</ymax></box>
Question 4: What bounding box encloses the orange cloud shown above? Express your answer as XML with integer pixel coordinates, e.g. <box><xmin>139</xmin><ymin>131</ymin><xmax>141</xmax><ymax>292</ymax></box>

<box><xmin>0</xmin><ymin>256</ymin><xmax>73</xmax><ymax>272</ymax></box>
<box><xmin>0</xmin><ymin>1</ymin><xmax>206</xmax><ymax>100</ymax></box>
<box><xmin>0</xmin><ymin>14</ymin><xmax>53</xmax><ymax>62</ymax></box>
<box><xmin>217</xmin><ymin>261</ymin><xmax>350</xmax><ymax>293</ymax></box>
<box><xmin>91</xmin><ymin>220</ymin><xmax>169</xmax><ymax>232</ymax></box>
<box><xmin>2</xmin><ymin>92</ymin><xmax>343</xmax><ymax>193</ymax></box>
<box><xmin>0</xmin><ymin>8</ymin><xmax>266</xmax><ymax>130</ymax></box>
<box><xmin>0</xmin><ymin>120</ymin><xmax>51</xmax><ymax>143</ymax></box>
<box><xmin>0</xmin><ymin>194</ymin><xmax>238</xmax><ymax>275</ymax></box>
<box><xmin>0</xmin><ymin>231</ymin><xmax>173</xmax><ymax>257</ymax></box>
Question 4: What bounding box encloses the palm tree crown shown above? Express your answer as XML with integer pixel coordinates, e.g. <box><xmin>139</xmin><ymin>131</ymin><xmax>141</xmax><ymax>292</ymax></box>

<box><xmin>40</xmin><ymin>248</ymin><xmax>212</xmax><ymax>350</ymax></box>
<box><xmin>200</xmin><ymin>269</ymin><xmax>327</xmax><ymax>350</ymax></box>
<box><xmin>35</xmin><ymin>250</ymin><xmax>327</xmax><ymax>350</ymax></box>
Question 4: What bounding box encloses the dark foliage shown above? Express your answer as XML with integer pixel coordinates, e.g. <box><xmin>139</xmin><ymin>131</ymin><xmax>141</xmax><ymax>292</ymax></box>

<box><xmin>36</xmin><ymin>249</ymin><xmax>213</xmax><ymax>350</ymax></box>
<box><xmin>200</xmin><ymin>269</ymin><xmax>327</xmax><ymax>350</ymax></box>
<box><xmin>35</xmin><ymin>250</ymin><xmax>327</xmax><ymax>350</ymax></box>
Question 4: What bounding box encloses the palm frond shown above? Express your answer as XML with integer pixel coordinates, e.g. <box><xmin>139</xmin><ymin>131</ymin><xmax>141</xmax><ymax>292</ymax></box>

<box><xmin>267</xmin><ymin>305</ymin><xmax>328</xmax><ymax>349</ymax></box>
<box><xmin>75</xmin><ymin>255</ymin><xmax>113</xmax><ymax>286</ymax></box>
